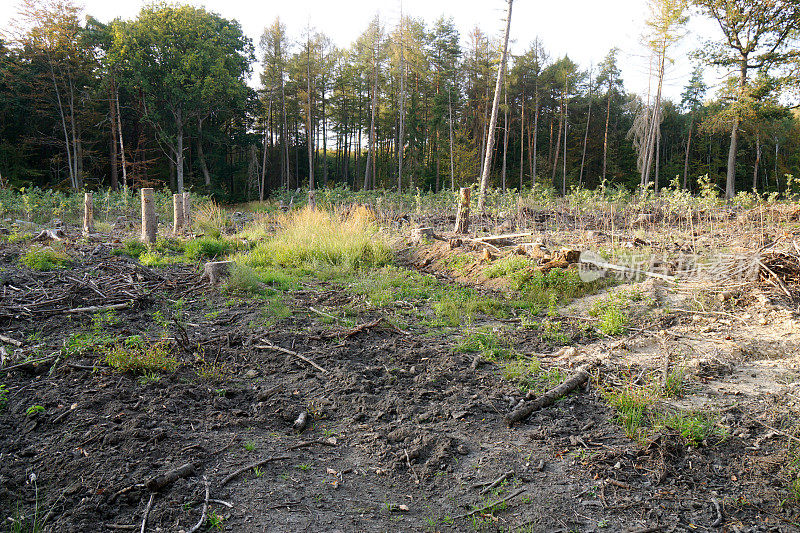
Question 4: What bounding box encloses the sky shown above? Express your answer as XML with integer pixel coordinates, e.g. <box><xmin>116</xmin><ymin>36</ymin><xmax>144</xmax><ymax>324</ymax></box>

<box><xmin>0</xmin><ymin>0</ymin><xmax>724</xmax><ymax>102</ymax></box>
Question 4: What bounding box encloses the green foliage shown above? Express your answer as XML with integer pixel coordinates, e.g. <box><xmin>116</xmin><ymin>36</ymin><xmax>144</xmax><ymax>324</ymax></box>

<box><xmin>25</xmin><ymin>405</ymin><xmax>45</xmax><ymax>416</ymax></box>
<box><xmin>21</xmin><ymin>246</ymin><xmax>70</xmax><ymax>271</ymax></box>
<box><xmin>184</xmin><ymin>236</ymin><xmax>232</xmax><ymax>260</ymax></box>
<box><xmin>0</xmin><ymin>384</ymin><xmax>8</xmax><ymax>410</ymax></box>
<box><xmin>660</xmin><ymin>412</ymin><xmax>720</xmax><ymax>447</ymax></box>
<box><xmin>103</xmin><ymin>337</ymin><xmax>178</xmax><ymax>374</ymax></box>
<box><xmin>207</xmin><ymin>511</ymin><xmax>225</xmax><ymax>531</ymax></box>
<box><xmin>138</xmin><ymin>251</ymin><xmax>192</xmax><ymax>267</ymax></box>
<box><xmin>113</xmin><ymin>239</ymin><xmax>148</xmax><ymax>259</ymax></box>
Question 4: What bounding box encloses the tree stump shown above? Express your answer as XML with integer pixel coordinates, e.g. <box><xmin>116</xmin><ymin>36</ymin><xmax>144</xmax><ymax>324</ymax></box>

<box><xmin>173</xmin><ymin>193</ymin><xmax>185</xmax><ymax>234</ymax></box>
<box><xmin>202</xmin><ymin>260</ymin><xmax>233</xmax><ymax>285</ymax></box>
<box><xmin>183</xmin><ymin>192</ymin><xmax>191</xmax><ymax>227</ymax></box>
<box><xmin>83</xmin><ymin>192</ymin><xmax>94</xmax><ymax>235</ymax></box>
<box><xmin>412</xmin><ymin>227</ymin><xmax>437</xmax><ymax>243</ymax></box>
<box><xmin>141</xmin><ymin>188</ymin><xmax>157</xmax><ymax>245</ymax></box>
<box><xmin>454</xmin><ymin>187</ymin><xmax>470</xmax><ymax>234</ymax></box>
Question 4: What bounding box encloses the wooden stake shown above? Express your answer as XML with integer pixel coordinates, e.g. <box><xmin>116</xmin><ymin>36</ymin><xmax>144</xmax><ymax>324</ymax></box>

<box><xmin>454</xmin><ymin>187</ymin><xmax>470</xmax><ymax>234</ymax></box>
<box><xmin>140</xmin><ymin>188</ymin><xmax>156</xmax><ymax>245</ymax></box>
<box><xmin>172</xmin><ymin>193</ymin><xmax>185</xmax><ymax>234</ymax></box>
<box><xmin>83</xmin><ymin>192</ymin><xmax>94</xmax><ymax>235</ymax></box>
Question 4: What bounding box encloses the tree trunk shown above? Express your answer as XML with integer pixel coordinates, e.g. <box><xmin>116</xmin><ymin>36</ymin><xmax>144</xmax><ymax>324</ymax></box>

<box><xmin>562</xmin><ymin>79</ymin><xmax>568</xmax><ymax>195</ymax></box>
<box><xmin>753</xmin><ymin>132</ymin><xmax>761</xmax><ymax>191</ymax></box>
<box><xmin>115</xmin><ymin>85</ymin><xmax>127</xmax><ymax>189</ymax></box>
<box><xmin>551</xmin><ymin>94</ymin><xmax>563</xmax><ymax>190</ymax></box>
<box><xmin>197</xmin><ymin>117</ymin><xmax>211</xmax><ymax>187</ymax></box>
<box><xmin>519</xmin><ymin>89</ymin><xmax>525</xmax><ymax>190</ymax></box>
<box><xmin>398</xmin><ymin>13</ymin><xmax>405</xmax><ymax>193</ymax></box>
<box><xmin>477</xmin><ymin>0</ymin><xmax>514</xmax><ymax>211</ymax></box>
<box><xmin>726</xmin><ymin>59</ymin><xmax>748</xmax><ymax>200</ymax></box>
<box><xmin>501</xmin><ymin>85</ymin><xmax>509</xmax><ymax>191</ymax></box>
<box><xmin>364</xmin><ymin>38</ymin><xmax>379</xmax><ymax>191</ymax></box>
<box><xmin>175</xmin><ymin>107</ymin><xmax>185</xmax><ymax>193</ymax></box>
<box><xmin>110</xmin><ymin>89</ymin><xmax>118</xmax><ymax>191</ymax></box>
<box><xmin>449</xmin><ymin>86</ymin><xmax>455</xmax><ymax>189</ymax></box>
<box><xmin>532</xmin><ymin>91</ymin><xmax>538</xmax><ymax>185</ymax></box>
<box><xmin>140</xmin><ymin>188</ymin><xmax>157</xmax><ymax>245</ymax></box>
<box><xmin>307</xmin><ymin>38</ymin><xmax>315</xmax><ymax>191</ymax></box>
<box><xmin>579</xmin><ymin>73</ymin><xmax>592</xmax><ymax>187</ymax></box>
<box><xmin>682</xmin><ymin>120</ymin><xmax>693</xmax><ymax>189</ymax></box>
<box><xmin>602</xmin><ymin>70</ymin><xmax>613</xmax><ymax>182</ymax></box>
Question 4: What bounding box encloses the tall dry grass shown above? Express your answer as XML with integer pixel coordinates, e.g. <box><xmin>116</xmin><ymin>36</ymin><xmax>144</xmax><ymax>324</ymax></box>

<box><xmin>236</xmin><ymin>205</ymin><xmax>392</xmax><ymax>274</ymax></box>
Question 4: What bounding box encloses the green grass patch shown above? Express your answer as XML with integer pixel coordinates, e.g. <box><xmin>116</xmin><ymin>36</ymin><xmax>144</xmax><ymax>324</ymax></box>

<box><xmin>603</xmin><ymin>379</ymin><xmax>726</xmax><ymax>446</ymax></box>
<box><xmin>113</xmin><ymin>239</ymin><xmax>148</xmax><ymax>259</ymax></box>
<box><xmin>454</xmin><ymin>329</ymin><xmax>514</xmax><ymax>360</ymax></box>
<box><xmin>441</xmin><ymin>253</ymin><xmax>473</xmax><ymax>274</ymax></box>
<box><xmin>21</xmin><ymin>246</ymin><xmax>70</xmax><ymax>271</ymax></box>
<box><xmin>603</xmin><ymin>385</ymin><xmax>655</xmax><ymax>440</ymax></box>
<box><xmin>185</xmin><ymin>236</ymin><xmax>232</xmax><ymax>260</ymax></box>
<box><xmin>139</xmin><ymin>251</ymin><xmax>192</xmax><ymax>267</ymax></box>
<box><xmin>221</xmin><ymin>263</ymin><xmax>298</xmax><ymax>296</ymax></box>
<box><xmin>484</xmin><ymin>255</ymin><xmax>532</xmax><ymax>279</ymax></box>
<box><xmin>589</xmin><ymin>292</ymin><xmax>632</xmax><ymax>335</ymax></box>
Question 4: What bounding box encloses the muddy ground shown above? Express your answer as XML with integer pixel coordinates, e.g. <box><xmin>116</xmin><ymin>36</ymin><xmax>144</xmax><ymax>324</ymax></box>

<box><xmin>1</xmin><ymin>221</ymin><xmax>800</xmax><ymax>532</ymax></box>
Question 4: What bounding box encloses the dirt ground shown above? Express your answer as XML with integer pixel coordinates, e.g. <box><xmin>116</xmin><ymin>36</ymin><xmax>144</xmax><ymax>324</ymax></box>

<box><xmin>2</xmin><ymin>214</ymin><xmax>800</xmax><ymax>532</ymax></box>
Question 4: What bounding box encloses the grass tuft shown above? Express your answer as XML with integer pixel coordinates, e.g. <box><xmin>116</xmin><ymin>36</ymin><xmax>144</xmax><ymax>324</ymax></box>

<box><xmin>185</xmin><ymin>236</ymin><xmax>232</xmax><ymax>260</ymax></box>
<box><xmin>236</xmin><ymin>206</ymin><xmax>392</xmax><ymax>275</ymax></box>
<box><xmin>21</xmin><ymin>246</ymin><xmax>70</xmax><ymax>271</ymax></box>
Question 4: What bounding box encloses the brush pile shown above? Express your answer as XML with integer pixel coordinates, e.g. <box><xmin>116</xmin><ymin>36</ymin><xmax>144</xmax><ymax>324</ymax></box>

<box><xmin>0</xmin><ymin>258</ymin><xmax>196</xmax><ymax>321</ymax></box>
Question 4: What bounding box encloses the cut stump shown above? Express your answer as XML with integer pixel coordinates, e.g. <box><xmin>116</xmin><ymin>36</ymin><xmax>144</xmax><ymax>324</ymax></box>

<box><xmin>202</xmin><ymin>261</ymin><xmax>233</xmax><ymax>285</ymax></box>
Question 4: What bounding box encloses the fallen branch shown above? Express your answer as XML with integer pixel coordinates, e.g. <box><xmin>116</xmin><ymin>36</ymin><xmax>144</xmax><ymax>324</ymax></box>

<box><xmin>472</xmin><ymin>232</ymin><xmax>533</xmax><ymax>243</ymax></box>
<box><xmin>287</xmin><ymin>439</ymin><xmax>337</xmax><ymax>451</ymax></box>
<box><xmin>309</xmin><ymin>306</ymin><xmax>338</xmax><ymax>321</ymax></box>
<box><xmin>505</xmin><ymin>365</ymin><xmax>591</xmax><ymax>426</ymax></box>
<box><xmin>454</xmin><ymin>488</ymin><xmax>525</xmax><ymax>520</ymax></box>
<box><xmin>404</xmin><ymin>448</ymin><xmax>420</xmax><ymax>484</ymax></box>
<box><xmin>579</xmin><ymin>257</ymin><xmax>676</xmax><ymax>283</ymax></box>
<box><xmin>479</xmin><ymin>470</ymin><xmax>514</xmax><ymax>495</ymax></box>
<box><xmin>0</xmin><ymin>334</ymin><xmax>22</xmax><ymax>347</ymax></box>
<box><xmin>255</xmin><ymin>340</ymin><xmax>328</xmax><ymax>374</ymax></box>
<box><xmin>65</xmin><ymin>302</ymin><xmax>131</xmax><ymax>314</ymax></box>
<box><xmin>219</xmin><ymin>455</ymin><xmax>291</xmax><ymax>487</ymax></box>
<box><xmin>0</xmin><ymin>355</ymin><xmax>57</xmax><ymax>373</ymax></box>
<box><xmin>140</xmin><ymin>493</ymin><xmax>155</xmax><ymax>533</ymax></box>
<box><xmin>145</xmin><ymin>462</ymin><xmax>197</xmax><ymax>492</ymax></box>
<box><xmin>322</xmin><ymin>316</ymin><xmax>409</xmax><ymax>339</ymax></box>
<box><xmin>187</xmin><ymin>476</ymin><xmax>210</xmax><ymax>533</ymax></box>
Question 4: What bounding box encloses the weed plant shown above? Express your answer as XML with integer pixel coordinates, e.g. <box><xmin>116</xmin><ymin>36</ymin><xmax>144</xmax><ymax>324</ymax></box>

<box><xmin>104</xmin><ymin>336</ymin><xmax>178</xmax><ymax>374</ymax></box>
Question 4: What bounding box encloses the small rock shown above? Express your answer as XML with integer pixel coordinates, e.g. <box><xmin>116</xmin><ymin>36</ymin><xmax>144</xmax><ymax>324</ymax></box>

<box><xmin>456</xmin><ymin>444</ymin><xmax>469</xmax><ymax>455</ymax></box>
<box><xmin>244</xmin><ymin>369</ymin><xmax>258</xmax><ymax>379</ymax></box>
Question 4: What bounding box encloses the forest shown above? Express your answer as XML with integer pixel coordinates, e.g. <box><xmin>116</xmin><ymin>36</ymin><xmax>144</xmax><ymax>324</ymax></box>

<box><xmin>1</xmin><ymin>0</ymin><xmax>800</xmax><ymax>202</ymax></box>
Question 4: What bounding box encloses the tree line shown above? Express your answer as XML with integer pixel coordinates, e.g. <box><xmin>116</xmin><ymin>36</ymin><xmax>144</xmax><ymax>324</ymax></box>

<box><xmin>1</xmin><ymin>0</ymin><xmax>799</xmax><ymax>202</ymax></box>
